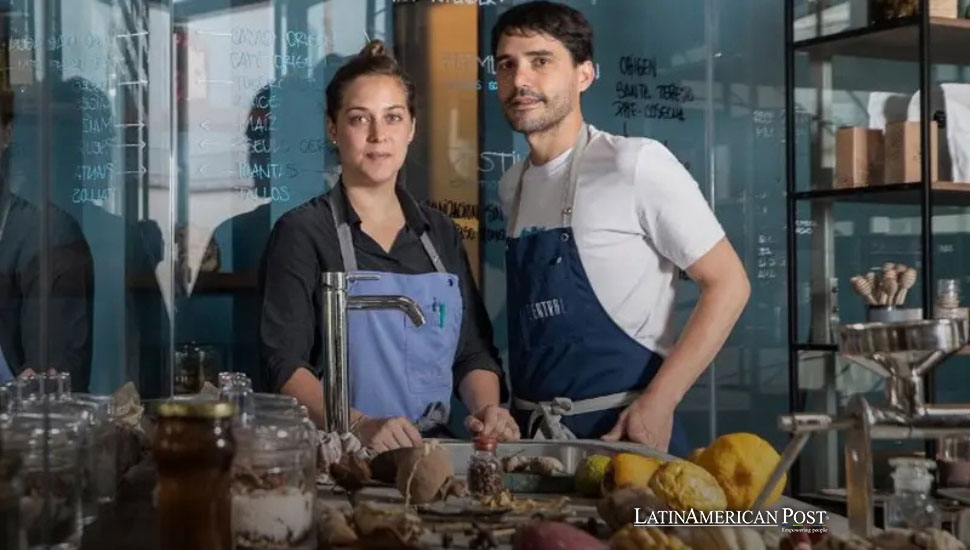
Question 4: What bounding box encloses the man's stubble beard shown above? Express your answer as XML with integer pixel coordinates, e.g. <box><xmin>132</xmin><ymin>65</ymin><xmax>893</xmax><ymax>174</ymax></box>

<box><xmin>504</xmin><ymin>92</ymin><xmax>574</xmax><ymax>135</ymax></box>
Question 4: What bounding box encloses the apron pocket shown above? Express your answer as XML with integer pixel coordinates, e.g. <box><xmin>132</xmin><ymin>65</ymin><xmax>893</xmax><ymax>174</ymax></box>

<box><xmin>404</xmin><ymin>296</ymin><xmax>461</xmax><ymax>393</ymax></box>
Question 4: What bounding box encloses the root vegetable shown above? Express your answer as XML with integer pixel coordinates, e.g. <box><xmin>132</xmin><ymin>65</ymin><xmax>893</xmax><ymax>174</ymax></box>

<box><xmin>395</xmin><ymin>442</ymin><xmax>454</xmax><ymax>505</ymax></box>
<box><xmin>597</xmin><ymin>486</ymin><xmax>666</xmax><ymax>531</ymax></box>
<box><xmin>513</xmin><ymin>521</ymin><xmax>607</xmax><ymax>550</ymax></box>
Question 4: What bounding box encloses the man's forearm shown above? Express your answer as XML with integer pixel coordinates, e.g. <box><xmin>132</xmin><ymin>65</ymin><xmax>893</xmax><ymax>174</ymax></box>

<box><xmin>459</xmin><ymin>370</ymin><xmax>502</xmax><ymax>415</ymax></box>
<box><xmin>643</xmin><ymin>277</ymin><xmax>749</xmax><ymax>407</ymax></box>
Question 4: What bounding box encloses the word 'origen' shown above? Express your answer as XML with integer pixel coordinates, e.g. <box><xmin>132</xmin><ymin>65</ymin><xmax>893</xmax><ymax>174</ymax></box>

<box><xmin>618</xmin><ymin>55</ymin><xmax>657</xmax><ymax>78</ymax></box>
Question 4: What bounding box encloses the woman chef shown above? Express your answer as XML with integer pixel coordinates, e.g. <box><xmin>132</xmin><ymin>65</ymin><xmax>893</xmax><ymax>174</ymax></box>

<box><xmin>259</xmin><ymin>40</ymin><xmax>518</xmax><ymax>452</ymax></box>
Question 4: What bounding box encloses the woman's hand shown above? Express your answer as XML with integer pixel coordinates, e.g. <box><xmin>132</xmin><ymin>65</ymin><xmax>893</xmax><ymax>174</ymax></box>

<box><xmin>355</xmin><ymin>416</ymin><xmax>423</xmax><ymax>452</ymax></box>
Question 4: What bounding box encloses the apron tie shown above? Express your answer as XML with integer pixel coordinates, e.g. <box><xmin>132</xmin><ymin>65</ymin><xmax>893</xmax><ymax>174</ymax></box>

<box><xmin>514</xmin><ymin>390</ymin><xmax>641</xmax><ymax>440</ymax></box>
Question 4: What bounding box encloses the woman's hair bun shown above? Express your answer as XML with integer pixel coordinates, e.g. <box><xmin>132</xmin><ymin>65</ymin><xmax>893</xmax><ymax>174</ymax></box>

<box><xmin>360</xmin><ymin>39</ymin><xmax>389</xmax><ymax>59</ymax></box>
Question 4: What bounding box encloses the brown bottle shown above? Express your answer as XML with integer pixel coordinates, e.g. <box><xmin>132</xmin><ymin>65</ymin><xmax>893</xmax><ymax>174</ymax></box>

<box><xmin>153</xmin><ymin>400</ymin><xmax>236</xmax><ymax>550</ymax></box>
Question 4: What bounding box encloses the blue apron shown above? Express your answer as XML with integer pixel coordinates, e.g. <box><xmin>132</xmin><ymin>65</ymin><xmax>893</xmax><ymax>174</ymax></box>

<box><xmin>328</xmin><ymin>183</ymin><xmax>463</xmax><ymax>427</ymax></box>
<box><xmin>504</xmin><ymin>124</ymin><xmax>687</xmax><ymax>457</ymax></box>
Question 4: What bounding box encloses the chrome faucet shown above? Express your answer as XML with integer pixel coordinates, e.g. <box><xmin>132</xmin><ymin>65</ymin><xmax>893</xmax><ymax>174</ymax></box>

<box><xmin>321</xmin><ymin>272</ymin><xmax>426</xmax><ymax>434</ymax></box>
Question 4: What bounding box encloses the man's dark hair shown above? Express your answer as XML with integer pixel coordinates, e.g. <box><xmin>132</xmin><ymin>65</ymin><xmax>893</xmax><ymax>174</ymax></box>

<box><xmin>490</xmin><ymin>1</ymin><xmax>593</xmax><ymax>64</ymax></box>
<box><xmin>325</xmin><ymin>39</ymin><xmax>415</xmax><ymax>122</ymax></box>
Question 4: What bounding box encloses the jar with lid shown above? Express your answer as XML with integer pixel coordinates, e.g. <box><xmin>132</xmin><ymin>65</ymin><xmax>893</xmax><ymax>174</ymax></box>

<box><xmin>153</xmin><ymin>400</ymin><xmax>236</xmax><ymax>550</ymax></box>
<box><xmin>935</xmin><ymin>279</ymin><xmax>969</xmax><ymax>321</ymax></box>
<box><xmin>22</xmin><ymin>394</ymin><xmax>116</xmax><ymax>525</ymax></box>
<box><xmin>1</xmin><ymin>412</ymin><xmax>85</xmax><ymax>550</ymax></box>
<box><xmin>467</xmin><ymin>436</ymin><xmax>503</xmax><ymax>498</ymax></box>
<box><xmin>0</xmin><ymin>438</ymin><xmax>24</xmax><ymax>550</ymax></box>
<box><xmin>231</xmin><ymin>413</ymin><xmax>316</xmax><ymax>550</ymax></box>
<box><xmin>884</xmin><ymin>457</ymin><xmax>941</xmax><ymax>530</ymax></box>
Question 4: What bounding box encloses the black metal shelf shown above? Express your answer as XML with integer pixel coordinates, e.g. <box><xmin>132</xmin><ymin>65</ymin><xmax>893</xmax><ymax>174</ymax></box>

<box><xmin>794</xmin><ymin>16</ymin><xmax>970</xmax><ymax>65</ymax></box>
<box><xmin>793</xmin><ymin>342</ymin><xmax>838</xmax><ymax>353</ymax></box>
<box><xmin>793</xmin><ymin>182</ymin><xmax>970</xmax><ymax>206</ymax></box>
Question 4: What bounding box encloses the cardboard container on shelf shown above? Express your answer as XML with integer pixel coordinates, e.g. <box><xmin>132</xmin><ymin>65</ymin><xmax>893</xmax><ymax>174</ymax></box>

<box><xmin>884</xmin><ymin>120</ymin><xmax>939</xmax><ymax>184</ymax></box>
<box><xmin>836</xmin><ymin>127</ymin><xmax>884</xmax><ymax>188</ymax></box>
<box><xmin>870</xmin><ymin>0</ymin><xmax>959</xmax><ymax>21</ymax></box>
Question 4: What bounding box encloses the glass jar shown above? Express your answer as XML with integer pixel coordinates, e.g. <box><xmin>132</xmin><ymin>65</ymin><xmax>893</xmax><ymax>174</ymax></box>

<box><xmin>20</xmin><ymin>399</ymin><xmax>107</xmax><ymax>526</ymax></box>
<box><xmin>72</xmin><ymin>394</ymin><xmax>118</xmax><ymax>511</ymax></box>
<box><xmin>938</xmin><ymin>436</ymin><xmax>970</xmax><ymax>488</ymax></box>
<box><xmin>174</xmin><ymin>343</ymin><xmax>223</xmax><ymax>394</ymax></box>
<box><xmin>0</xmin><ymin>445</ymin><xmax>23</xmax><ymax>550</ymax></box>
<box><xmin>8</xmin><ymin>373</ymin><xmax>72</xmax><ymax>410</ymax></box>
<box><xmin>467</xmin><ymin>436</ymin><xmax>503</xmax><ymax>498</ymax></box>
<box><xmin>885</xmin><ymin>457</ymin><xmax>941</xmax><ymax>531</ymax></box>
<box><xmin>231</xmin><ymin>414</ymin><xmax>316</xmax><ymax>550</ymax></box>
<box><xmin>1</xmin><ymin>412</ymin><xmax>85</xmax><ymax>550</ymax></box>
<box><xmin>153</xmin><ymin>400</ymin><xmax>236</xmax><ymax>550</ymax></box>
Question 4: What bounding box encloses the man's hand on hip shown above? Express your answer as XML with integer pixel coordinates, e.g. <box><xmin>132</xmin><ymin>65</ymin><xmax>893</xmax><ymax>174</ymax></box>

<box><xmin>601</xmin><ymin>396</ymin><xmax>674</xmax><ymax>452</ymax></box>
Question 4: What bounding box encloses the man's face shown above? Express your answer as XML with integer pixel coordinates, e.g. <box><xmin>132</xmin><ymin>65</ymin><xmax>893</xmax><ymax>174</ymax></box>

<box><xmin>495</xmin><ymin>31</ymin><xmax>592</xmax><ymax>135</ymax></box>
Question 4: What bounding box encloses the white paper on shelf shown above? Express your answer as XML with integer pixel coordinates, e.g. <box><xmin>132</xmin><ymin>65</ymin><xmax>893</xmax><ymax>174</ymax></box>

<box><xmin>867</xmin><ymin>92</ymin><xmax>910</xmax><ymax>131</ymax></box>
<box><xmin>940</xmin><ymin>84</ymin><xmax>970</xmax><ymax>183</ymax></box>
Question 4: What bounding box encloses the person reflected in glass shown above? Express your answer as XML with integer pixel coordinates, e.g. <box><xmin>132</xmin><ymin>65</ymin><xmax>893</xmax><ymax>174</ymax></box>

<box><xmin>0</xmin><ymin>88</ymin><xmax>94</xmax><ymax>388</ymax></box>
<box><xmin>260</xmin><ymin>41</ymin><xmax>516</xmax><ymax>451</ymax></box>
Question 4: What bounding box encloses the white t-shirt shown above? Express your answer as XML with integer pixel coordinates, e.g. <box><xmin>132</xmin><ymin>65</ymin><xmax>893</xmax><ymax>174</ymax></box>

<box><xmin>499</xmin><ymin>125</ymin><xmax>725</xmax><ymax>355</ymax></box>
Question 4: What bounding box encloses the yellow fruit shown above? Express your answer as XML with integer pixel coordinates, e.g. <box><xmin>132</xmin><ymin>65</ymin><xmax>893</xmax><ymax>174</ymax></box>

<box><xmin>688</xmin><ymin>447</ymin><xmax>706</xmax><ymax>463</ymax></box>
<box><xmin>610</xmin><ymin>525</ymin><xmax>694</xmax><ymax>550</ymax></box>
<box><xmin>575</xmin><ymin>455</ymin><xmax>612</xmax><ymax>497</ymax></box>
<box><xmin>694</xmin><ymin>432</ymin><xmax>786</xmax><ymax>510</ymax></box>
<box><xmin>604</xmin><ymin>453</ymin><xmax>664</xmax><ymax>491</ymax></box>
<box><xmin>649</xmin><ymin>460</ymin><xmax>727</xmax><ymax>512</ymax></box>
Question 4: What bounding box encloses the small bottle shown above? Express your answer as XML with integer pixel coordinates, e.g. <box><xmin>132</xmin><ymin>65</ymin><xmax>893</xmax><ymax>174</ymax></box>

<box><xmin>467</xmin><ymin>436</ymin><xmax>503</xmax><ymax>498</ymax></box>
<box><xmin>935</xmin><ymin>279</ymin><xmax>969</xmax><ymax>321</ymax></box>
<box><xmin>154</xmin><ymin>400</ymin><xmax>236</xmax><ymax>550</ymax></box>
<box><xmin>884</xmin><ymin>457</ymin><xmax>941</xmax><ymax>531</ymax></box>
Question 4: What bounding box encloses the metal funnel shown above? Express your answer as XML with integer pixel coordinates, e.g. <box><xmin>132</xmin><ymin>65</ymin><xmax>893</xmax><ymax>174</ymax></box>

<box><xmin>837</xmin><ymin>319</ymin><xmax>967</xmax><ymax>415</ymax></box>
<box><xmin>837</xmin><ymin>319</ymin><xmax>967</xmax><ymax>379</ymax></box>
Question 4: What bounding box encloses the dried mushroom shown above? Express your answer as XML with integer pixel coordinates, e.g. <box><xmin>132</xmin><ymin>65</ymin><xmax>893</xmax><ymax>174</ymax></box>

<box><xmin>352</xmin><ymin>501</ymin><xmax>424</xmax><ymax>550</ymax></box>
<box><xmin>329</xmin><ymin>454</ymin><xmax>372</xmax><ymax>493</ymax></box>
<box><xmin>316</xmin><ymin>502</ymin><xmax>357</xmax><ymax>548</ymax></box>
<box><xmin>503</xmin><ymin>455</ymin><xmax>566</xmax><ymax>477</ymax></box>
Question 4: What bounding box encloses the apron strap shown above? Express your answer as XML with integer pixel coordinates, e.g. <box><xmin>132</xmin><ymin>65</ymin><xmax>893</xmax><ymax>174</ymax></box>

<box><xmin>329</xmin><ymin>180</ymin><xmax>447</xmax><ymax>274</ymax></box>
<box><xmin>329</xmin><ymin>182</ymin><xmax>359</xmax><ymax>272</ymax></box>
<box><xmin>513</xmin><ymin>390</ymin><xmax>641</xmax><ymax>440</ymax></box>
<box><xmin>508</xmin><ymin>123</ymin><xmax>591</xmax><ymax>234</ymax></box>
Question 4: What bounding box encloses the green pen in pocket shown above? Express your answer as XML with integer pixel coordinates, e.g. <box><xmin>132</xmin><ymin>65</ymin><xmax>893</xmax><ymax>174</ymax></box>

<box><xmin>439</xmin><ymin>302</ymin><xmax>446</xmax><ymax>328</ymax></box>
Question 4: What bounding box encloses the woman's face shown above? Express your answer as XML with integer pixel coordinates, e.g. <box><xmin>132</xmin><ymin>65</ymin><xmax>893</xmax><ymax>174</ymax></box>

<box><xmin>328</xmin><ymin>74</ymin><xmax>414</xmax><ymax>187</ymax></box>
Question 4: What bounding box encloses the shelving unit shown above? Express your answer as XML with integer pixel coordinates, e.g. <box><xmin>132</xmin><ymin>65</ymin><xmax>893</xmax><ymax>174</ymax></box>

<box><xmin>784</xmin><ymin>1</ymin><xmax>970</xmax><ymax>499</ymax></box>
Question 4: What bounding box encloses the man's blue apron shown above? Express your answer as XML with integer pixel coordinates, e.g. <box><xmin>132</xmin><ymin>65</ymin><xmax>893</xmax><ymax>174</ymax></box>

<box><xmin>504</xmin><ymin>124</ymin><xmax>687</xmax><ymax>457</ymax></box>
<box><xmin>328</xmin><ymin>183</ymin><xmax>463</xmax><ymax>429</ymax></box>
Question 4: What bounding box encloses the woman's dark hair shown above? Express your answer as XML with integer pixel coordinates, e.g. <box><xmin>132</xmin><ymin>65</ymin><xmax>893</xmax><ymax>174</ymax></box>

<box><xmin>490</xmin><ymin>1</ymin><xmax>593</xmax><ymax>64</ymax></box>
<box><xmin>325</xmin><ymin>39</ymin><xmax>415</xmax><ymax>122</ymax></box>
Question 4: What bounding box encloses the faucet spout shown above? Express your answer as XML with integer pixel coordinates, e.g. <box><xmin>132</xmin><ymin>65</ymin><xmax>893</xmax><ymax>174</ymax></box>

<box><xmin>348</xmin><ymin>295</ymin><xmax>426</xmax><ymax>326</ymax></box>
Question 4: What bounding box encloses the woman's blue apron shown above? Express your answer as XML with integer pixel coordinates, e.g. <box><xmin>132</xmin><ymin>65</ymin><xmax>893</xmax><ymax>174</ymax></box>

<box><xmin>327</xmin><ymin>183</ymin><xmax>463</xmax><ymax>429</ymax></box>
